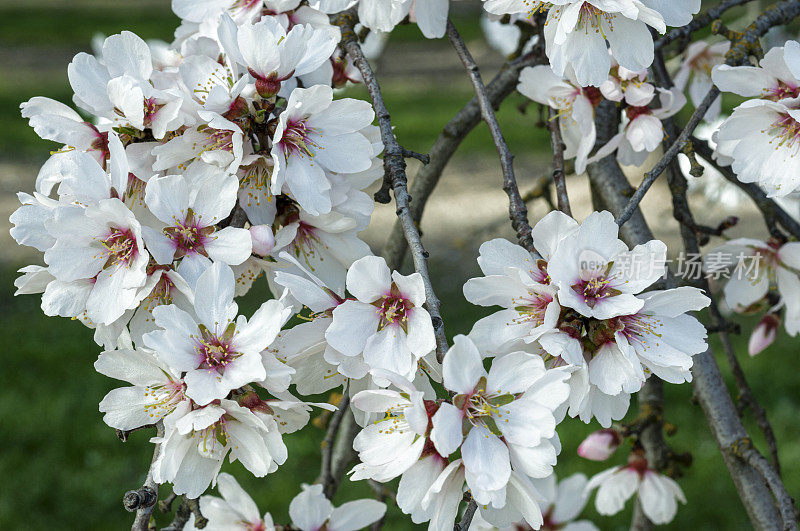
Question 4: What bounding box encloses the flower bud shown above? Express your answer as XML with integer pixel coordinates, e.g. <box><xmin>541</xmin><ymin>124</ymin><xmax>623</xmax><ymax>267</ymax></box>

<box><xmin>578</xmin><ymin>428</ymin><xmax>621</xmax><ymax>461</ymax></box>
<box><xmin>249</xmin><ymin>224</ymin><xmax>275</xmax><ymax>256</ymax></box>
<box><xmin>748</xmin><ymin>314</ymin><xmax>780</xmax><ymax>357</ymax></box>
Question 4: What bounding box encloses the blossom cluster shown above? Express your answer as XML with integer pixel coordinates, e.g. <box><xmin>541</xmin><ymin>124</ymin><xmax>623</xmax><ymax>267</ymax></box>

<box><xmin>11</xmin><ymin>0</ymin><xmax>390</xmax><ymax>500</ymax></box>
<box><xmin>10</xmin><ymin>0</ymin><xmax>794</xmax><ymax>530</ymax></box>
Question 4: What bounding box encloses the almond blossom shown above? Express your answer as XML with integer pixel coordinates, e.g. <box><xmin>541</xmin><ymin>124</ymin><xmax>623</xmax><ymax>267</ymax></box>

<box><xmin>430</xmin><ymin>335</ymin><xmax>569</xmax><ymax>509</ymax></box>
<box><xmin>471</xmin><ymin>473</ymin><xmax>598</xmax><ymax>531</ymax></box>
<box><xmin>517</xmin><ymin>65</ymin><xmax>600</xmax><ymax>174</ymax></box>
<box><xmin>153</xmin><ymin>398</ymin><xmax>287</xmax><ymax>498</ymax></box>
<box><xmin>143</xmin><ymin>262</ymin><xmax>292</xmax><ymax>405</ymax></box>
<box><xmin>547</xmin><ymin>211</ymin><xmax>667</xmax><ymax>320</ymax></box>
<box><xmin>711</xmin><ymin>42</ymin><xmax>800</xmax><ymax>197</ymax></box>
<box><xmin>325</xmin><ymin>255</ymin><xmax>436</xmax><ymax>383</ymax></box>
<box><xmin>95</xmin><ymin>347</ymin><xmax>187</xmax><ymax>430</ymax></box>
<box><xmin>349</xmin><ymin>371</ymin><xmax>433</xmax><ymax>482</ymax></box>
<box><xmin>288</xmin><ymin>484</ymin><xmax>386</xmax><ymax>531</ymax></box>
<box><xmin>43</xmin><ymin>198</ymin><xmax>149</xmax><ymax>325</ymax></box>
<box><xmin>185</xmin><ymin>472</ymin><xmax>275</xmax><ymax>531</ymax></box>
<box><xmin>143</xmin><ymin>168</ymin><xmax>253</xmax><ymax>285</ymax></box>
<box><xmin>218</xmin><ymin>13</ymin><xmax>339</xmax><ymax>98</ymax></box>
<box><xmin>270</xmin><ymin>85</ymin><xmax>376</xmax><ymax>215</ymax></box>
<box><xmin>705</xmin><ymin>237</ymin><xmax>800</xmax><ymax>335</ymax></box>
<box><xmin>586</xmin><ymin>453</ymin><xmax>686</xmax><ymax>525</ymax></box>
<box><xmin>589</xmin><ymin>87</ymin><xmax>686</xmax><ymax>168</ymax></box>
<box><xmin>674</xmin><ymin>40</ymin><xmax>730</xmax><ymax>121</ymax></box>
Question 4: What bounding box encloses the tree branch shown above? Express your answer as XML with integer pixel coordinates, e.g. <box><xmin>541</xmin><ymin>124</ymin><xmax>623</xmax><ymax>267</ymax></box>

<box><xmin>128</xmin><ymin>421</ymin><xmax>164</xmax><ymax>531</ymax></box>
<box><xmin>615</xmin><ymin>86</ymin><xmax>719</xmax><ymax>227</ymax></box>
<box><xmin>334</xmin><ymin>10</ymin><xmax>448</xmax><ymax>363</ymax></box>
<box><xmin>656</xmin><ymin>0</ymin><xmax>756</xmax><ymax>50</ymax></box>
<box><xmin>690</xmin><ymin>137</ymin><xmax>800</xmax><ymax>240</ymax></box>
<box><xmin>547</xmin><ymin>109</ymin><xmax>571</xmax><ymax>216</ymax></box>
<box><xmin>382</xmin><ymin>52</ymin><xmax>545</xmax><ymax>268</ymax></box>
<box><xmin>588</xmin><ymin>101</ymin><xmax>786</xmax><ymax>530</ymax></box>
<box><xmin>445</xmin><ymin>19</ymin><xmax>535</xmax><ymax>252</ymax></box>
<box><xmin>320</xmin><ymin>394</ymin><xmax>351</xmax><ymax>498</ymax></box>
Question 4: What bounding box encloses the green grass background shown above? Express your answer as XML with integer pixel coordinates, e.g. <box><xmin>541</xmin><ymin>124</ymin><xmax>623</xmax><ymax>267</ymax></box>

<box><xmin>0</xmin><ymin>1</ymin><xmax>797</xmax><ymax>529</ymax></box>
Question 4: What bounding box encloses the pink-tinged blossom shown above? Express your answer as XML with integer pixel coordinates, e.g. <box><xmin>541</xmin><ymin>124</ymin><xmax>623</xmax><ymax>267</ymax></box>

<box><xmin>271</xmin><ymin>85</ymin><xmax>376</xmax><ymax>216</ymax></box>
<box><xmin>749</xmin><ymin>314</ymin><xmax>780</xmax><ymax>357</ymax></box>
<box><xmin>705</xmin><ymin>238</ymin><xmax>800</xmax><ymax>335</ymax></box>
<box><xmin>143</xmin><ymin>167</ymin><xmax>252</xmax><ymax>285</ymax></box>
<box><xmin>578</xmin><ymin>429</ymin><xmax>622</xmax><ymax>461</ymax></box>
<box><xmin>464</xmin><ymin>211</ymin><xmax>581</xmax><ymax>361</ymax></box>
<box><xmin>218</xmin><ymin>13</ymin><xmax>339</xmax><ymax>98</ymax></box>
<box><xmin>589</xmin><ymin>87</ymin><xmax>687</xmax><ymax>168</ymax></box>
<box><xmin>288</xmin><ymin>484</ymin><xmax>386</xmax><ymax>531</ymax></box>
<box><xmin>95</xmin><ymin>347</ymin><xmax>187</xmax><ymax>430</ymax></box>
<box><xmin>431</xmin><ymin>335</ymin><xmax>569</xmax><ymax>510</ymax></box>
<box><xmin>674</xmin><ymin>40</ymin><xmax>729</xmax><ymax>121</ymax></box>
<box><xmin>325</xmin><ymin>255</ymin><xmax>436</xmax><ymax>383</ymax></box>
<box><xmin>711</xmin><ymin>42</ymin><xmax>800</xmax><ymax>196</ymax></box>
<box><xmin>143</xmin><ymin>262</ymin><xmax>292</xmax><ymax>405</ymax></box>
<box><xmin>185</xmin><ymin>472</ymin><xmax>275</xmax><ymax>531</ymax></box>
<box><xmin>20</xmin><ymin>97</ymin><xmax>110</xmax><ymax>168</ymax></box>
<box><xmin>518</xmin><ymin>65</ymin><xmax>601</xmax><ymax>174</ymax></box>
<box><xmin>43</xmin><ymin>198</ymin><xmax>149</xmax><ymax>325</ymax></box>
<box><xmin>153</xmin><ymin>398</ymin><xmax>287</xmax><ymax>498</ymax></box>
<box><xmin>586</xmin><ymin>454</ymin><xmax>686</xmax><ymax>525</ymax></box>
<box><xmin>547</xmin><ymin>211</ymin><xmax>667</xmax><ymax>320</ymax></box>
<box><xmin>349</xmin><ymin>371</ymin><xmax>433</xmax><ymax>483</ymax></box>
<box><xmin>471</xmin><ymin>473</ymin><xmax>598</xmax><ymax>531</ymax></box>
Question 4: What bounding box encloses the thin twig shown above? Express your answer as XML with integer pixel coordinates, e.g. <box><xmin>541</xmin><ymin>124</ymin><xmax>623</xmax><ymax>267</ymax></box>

<box><xmin>334</xmin><ymin>10</ymin><xmax>449</xmax><ymax>363</ymax></box>
<box><xmin>650</xmin><ymin>45</ymin><xmax>785</xmax><ymax>480</ymax></box>
<box><xmin>445</xmin><ymin>19</ymin><xmax>535</xmax><ymax>252</ymax></box>
<box><xmin>691</xmin><ymin>137</ymin><xmax>800</xmax><ymax>240</ymax></box>
<box><xmin>656</xmin><ymin>0</ymin><xmax>756</xmax><ymax>50</ymax></box>
<box><xmin>320</xmin><ymin>394</ymin><xmax>351</xmax><ymax>498</ymax></box>
<box><xmin>737</xmin><ymin>442</ymin><xmax>798</xmax><ymax>530</ymax></box>
<box><xmin>456</xmin><ymin>498</ymin><xmax>478</xmax><ymax>531</ymax></box>
<box><xmin>615</xmin><ymin>86</ymin><xmax>719</xmax><ymax>227</ymax></box>
<box><xmin>547</xmin><ymin>109</ymin><xmax>571</xmax><ymax>216</ymax></box>
<box><xmin>129</xmin><ymin>421</ymin><xmax>164</xmax><ymax>531</ymax></box>
<box><xmin>382</xmin><ymin>52</ymin><xmax>546</xmax><ymax>268</ymax></box>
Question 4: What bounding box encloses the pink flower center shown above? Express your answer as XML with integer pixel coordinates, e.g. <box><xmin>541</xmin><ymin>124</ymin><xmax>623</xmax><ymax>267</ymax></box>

<box><xmin>196</xmin><ymin>326</ymin><xmax>241</xmax><ymax>374</ymax></box>
<box><xmin>143</xmin><ymin>97</ymin><xmax>163</xmax><ymax>125</ymax></box>
<box><xmin>453</xmin><ymin>376</ymin><xmax>516</xmax><ymax>437</ymax></box>
<box><xmin>572</xmin><ymin>274</ymin><xmax>614</xmax><ymax>308</ymax></box>
<box><xmin>766</xmin><ymin>82</ymin><xmax>800</xmax><ymax>101</ymax></box>
<box><xmin>281</xmin><ymin>119</ymin><xmax>320</xmax><ymax>158</ymax></box>
<box><xmin>608</xmin><ymin>313</ymin><xmax>662</xmax><ymax>350</ymax></box>
<box><xmin>771</xmin><ymin>112</ymin><xmax>800</xmax><ymax>150</ymax></box>
<box><xmin>195</xmin><ymin>330</ymin><xmax>242</xmax><ymax>374</ymax></box>
<box><xmin>375</xmin><ymin>284</ymin><xmax>413</xmax><ymax>331</ymax></box>
<box><xmin>513</xmin><ymin>291</ymin><xmax>553</xmax><ymax>326</ymax></box>
<box><xmin>143</xmin><ymin>379</ymin><xmax>185</xmax><ymax>420</ymax></box>
<box><xmin>626</xmin><ymin>105</ymin><xmax>653</xmax><ymax>121</ymax></box>
<box><xmin>163</xmin><ymin>209</ymin><xmax>214</xmax><ymax>258</ymax></box>
<box><xmin>196</xmin><ymin>125</ymin><xmax>235</xmax><ymax>157</ymax></box>
<box><xmin>100</xmin><ymin>227</ymin><xmax>138</xmax><ymax>268</ymax></box>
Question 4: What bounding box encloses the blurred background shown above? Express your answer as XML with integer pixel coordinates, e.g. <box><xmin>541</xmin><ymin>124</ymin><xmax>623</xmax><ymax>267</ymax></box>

<box><xmin>0</xmin><ymin>0</ymin><xmax>797</xmax><ymax>529</ymax></box>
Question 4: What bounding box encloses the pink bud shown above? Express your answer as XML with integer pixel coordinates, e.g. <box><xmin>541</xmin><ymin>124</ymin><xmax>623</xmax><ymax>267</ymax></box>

<box><xmin>249</xmin><ymin>225</ymin><xmax>275</xmax><ymax>256</ymax></box>
<box><xmin>578</xmin><ymin>429</ymin><xmax>621</xmax><ymax>461</ymax></box>
<box><xmin>748</xmin><ymin>314</ymin><xmax>780</xmax><ymax>357</ymax></box>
